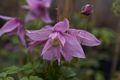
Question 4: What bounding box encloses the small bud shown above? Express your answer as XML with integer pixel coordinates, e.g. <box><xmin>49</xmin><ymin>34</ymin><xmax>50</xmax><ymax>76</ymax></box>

<box><xmin>81</xmin><ymin>4</ymin><xmax>93</xmax><ymax>16</ymax></box>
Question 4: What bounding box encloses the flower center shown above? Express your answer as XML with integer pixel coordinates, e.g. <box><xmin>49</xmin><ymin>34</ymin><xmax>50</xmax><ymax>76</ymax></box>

<box><xmin>51</xmin><ymin>38</ymin><xmax>60</xmax><ymax>47</ymax></box>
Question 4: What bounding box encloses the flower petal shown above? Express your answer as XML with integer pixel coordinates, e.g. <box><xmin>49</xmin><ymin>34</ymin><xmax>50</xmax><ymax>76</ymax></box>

<box><xmin>41</xmin><ymin>39</ymin><xmax>61</xmax><ymax>61</ymax></box>
<box><xmin>41</xmin><ymin>9</ymin><xmax>52</xmax><ymax>23</ymax></box>
<box><xmin>62</xmin><ymin>34</ymin><xmax>85</xmax><ymax>61</ymax></box>
<box><xmin>54</xmin><ymin>19</ymin><xmax>69</xmax><ymax>33</ymax></box>
<box><xmin>17</xmin><ymin>26</ymin><xmax>26</xmax><ymax>47</ymax></box>
<box><xmin>26</xmin><ymin>0</ymin><xmax>38</xmax><ymax>7</ymax></box>
<box><xmin>26</xmin><ymin>26</ymin><xmax>53</xmax><ymax>41</ymax></box>
<box><xmin>58</xmin><ymin>34</ymin><xmax>66</xmax><ymax>46</ymax></box>
<box><xmin>25</xmin><ymin>12</ymin><xmax>36</xmax><ymax>22</ymax></box>
<box><xmin>43</xmin><ymin>0</ymin><xmax>52</xmax><ymax>8</ymax></box>
<box><xmin>28</xmin><ymin>41</ymin><xmax>43</xmax><ymax>52</ymax></box>
<box><xmin>78</xmin><ymin>30</ymin><xmax>101</xmax><ymax>46</ymax></box>
<box><xmin>0</xmin><ymin>15</ymin><xmax>14</xmax><ymax>20</ymax></box>
<box><xmin>0</xmin><ymin>19</ymin><xmax>20</xmax><ymax>36</ymax></box>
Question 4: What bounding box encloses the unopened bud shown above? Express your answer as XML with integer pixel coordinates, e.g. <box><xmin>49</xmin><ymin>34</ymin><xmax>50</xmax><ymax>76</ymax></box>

<box><xmin>81</xmin><ymin>4</ymin><xmax>93</xmax><ymax>16</ymax></box>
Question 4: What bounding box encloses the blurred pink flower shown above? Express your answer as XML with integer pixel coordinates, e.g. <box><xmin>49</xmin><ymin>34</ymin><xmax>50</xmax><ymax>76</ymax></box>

<box><xmin>23</xmin><ymin>0</ymin><xmax>52</xmax><ymax>23</ymax></box>
<box><xmin>81</xmin><ymin>4</ymin><xmax>93</xmax><ymax>16</ymax></box>
<box><xmin>0</xmin><ymin>15</ymin><xmax>26</xmax><ymax>46</ymax></box>
<box><xmin>27</xmin><ymin>19</ymin><xmax>101</xmax><ymax>62</ymax></box>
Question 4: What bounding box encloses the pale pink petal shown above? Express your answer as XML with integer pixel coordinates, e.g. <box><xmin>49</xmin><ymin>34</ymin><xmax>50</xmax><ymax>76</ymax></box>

<box><xmin>41</xmin><ymin>9</ymin><xmax>52</xmax><ymax>23</ymax></box>
<box><xmin>26</xmin><ymin>27</ymin><xmax>53</xmax><ymax>41</ymax></box>
<box><xmin>78</xmin><ymin>30</ymin><xmax>101</xmax><ymax>46</ymax></box>
<box><xmin>41</xmin><ymin>39</ymin><xmax>61</xmax><ymax>61</ymax></box>
<box><xmin>26</xmin><ymin>0</ymin><xmax>39</xmax><ymax>7</ymax></box>
<box><xmin>62</xmin><ymin>34</ymin><xmax>85</xmax><ymax>61</ymax></box>
<box><xmin>58</xmin><ymin>34</ymin><xmax>66</xmax><ymax>46</ymax></box>
<box><xmin>17</xmin><ymin>26</ymin><xmax>26</xmax><ymax>47</ymax></box>
<box><xmin>54</xmin><ymin>19</ymin><xmax>69</xmax><ymax>33</ymax></box>
<box><xmin>49</xmin><ymin>32</ymin><xmax>65</xmax><ymax>46</ymax></box>
<box><xmin>0</xmin><ymin>19</ymin><xmax>20</xmax><ymax>36</ymax></box>
<box><xmin>0</xmin><ymin>15</ymin><xmax>14</xmax><ymax>20</ymax></box>
<box><xmin>25</xmin><ymin>12</ymin><xmax>36</xmax><ymax>22</ymax></box>
<box><xmin>43</xmin><ymin>0</ymin><xmax>52</xmax><ymax>8</ymax></box>
<box><xmin>49</xmin><ymin>32</ymin><xmax>58</xmax><ymax>39</ymax></box>
<box><xmin>28</xmin><ymin>41</ymin><xmax>43</xmax><ymax>52</ymax></box>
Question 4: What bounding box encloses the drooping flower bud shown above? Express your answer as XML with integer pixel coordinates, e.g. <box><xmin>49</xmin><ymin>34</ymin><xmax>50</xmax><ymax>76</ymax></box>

<box><xmin>81</xmin><ymin>4</ymin><xmax>93</xmax><ymax>16</ymax></box>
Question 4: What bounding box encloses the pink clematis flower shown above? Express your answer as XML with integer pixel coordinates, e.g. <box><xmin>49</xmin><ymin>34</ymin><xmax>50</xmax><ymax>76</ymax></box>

<box><xmin>23</xmin><ymin>0</ymin><xmax>52</xmax><ymax>23</ymax></box>
<box><xmin>0</xmin><ymin>15</ymin><xmax>26</xmax><ymax>46</ymax></box>
<box><xmin>81</xmin><ymin>4</ymin><xmax>93</xmax><ymax>16</ymax></box>
<box><xmin>26</xmin><ymin>19</ymin><xmax>101</xmax><ymax>62</ymax></box>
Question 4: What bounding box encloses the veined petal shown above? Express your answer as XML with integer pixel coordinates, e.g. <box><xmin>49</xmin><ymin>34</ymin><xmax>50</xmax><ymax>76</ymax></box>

<box><xmin>78</xmin><ymin>30</ymin><xmax>101</xmax><ymax>46</ymax></box>
<box><xmin>54</xmin><ymin>19</ymin><xmax>69</xmax><ymax>33</ymax></box>
<box><xmin>41</xmin><ymin>39</ymin><xmax>61</xmax><ymax>61</ymax></box>
<box><xmin>26</xmin><ymin>27</ymin><xmax>52</xmax><ymax>41</ymax></box>
<box><xmin>0</xmin><ymin>19</ymin><xmax>20</xmax><ymax>36</ymax></box>
<box><xmin>62</xmin><ymin>34</ymin><xmax>85</xmax><ymax>61</ymax></box>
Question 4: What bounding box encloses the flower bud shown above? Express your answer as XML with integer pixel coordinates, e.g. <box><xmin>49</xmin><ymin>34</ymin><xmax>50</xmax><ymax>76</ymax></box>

<box><xmin>81</xmin><ymin>4</ymin><xmax>93</xmax><ymax>16</ymax></box>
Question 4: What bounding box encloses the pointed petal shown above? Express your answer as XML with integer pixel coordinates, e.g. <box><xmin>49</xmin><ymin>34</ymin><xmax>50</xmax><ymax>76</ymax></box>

<box><xmin>41</xmin><ymin>39</ymin><xmax>61</xmax><ymax>61</ymax></box>
<box><xmin>54</xmin><ymin>19</ymin><xmax>69</xmax><ymax>33</ymax></box>
<box><xmin>28</xmin><ymin>41</ymin><xmax>43</xmax><ymax>52</ymax></box>
<box><xmin>43</xmin><ymin>0</ymin><xmax>52</xmax><ymax>8</ymax></box>
<box><xmin>62</xmin><ymin>34</ymin><xmax>85</xmax><ymax>61</ymax></box>
<box><xmin>26</xmin><ymin>0</ymin><xmax>38</xmax><ymax>7</ymax></box>
<box><xmin>78</xmin><ymin>30</ymin><xmax>101</xmax><ymax>46</ymax></box>
<box><xmin>26</xmin><ymin>27</ymin><xmax>52</xmax><ymax>41</ymax></box>
<box><xmin>58</xmin><ymin>34</ymin><xmax>66</xmax><ymax>46</ymax></box>
<box><xmin>0</xmin><ymin>15</ymin><xmax>14</xmax><ymax>20</ymax></box>
<box><xmin>0</xmin><ymin>19</ymin><xmax>20</xmax><ymax>36</ymax></box>
<box><xmin>25</xmin><ymin>12</ymin><xmax>36</xmax><ymax>22</ymax></box>
<box><xmin>41</xmin><ymin>9</ymin><xmax>52</xmax><ymax>23</ymax></box>
<box><xmin>17</xmin><ymin>26</ymin><xmax>26</xmax><ymax>47</ymax></box>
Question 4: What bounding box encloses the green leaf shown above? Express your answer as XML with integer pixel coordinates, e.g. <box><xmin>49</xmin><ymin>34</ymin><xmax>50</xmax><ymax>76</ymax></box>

<box><xmin>6</xmin><ymin>77</ymin><xmax>14</xmax><ymax>80</ymax></box>
<box><xmin>29</xmin><ymin>76</ymin><xmax>43</xmax><ymax>80</ymax></box>
<box><xmin>21</xmin><ymin>63</ymin><xmax>33</xmax><ymax>75</ymax></box>
<box><xmin>5</xmin><ymin>66</ymin><xmax>21</xmax><ymax>75</ymax></box>
<box><xmin>0</xmin><ymin>72</ymin><xmax>7</xmax><ymax>78</ymax></box>
<box><xmin>61</xmin><ymin>67</ymin><xmax>76</xmax><ymax>78</ymax></box>
<box><xmin>95</xmin><ymin>72</ymin><xmax>104</xmax><ymax>80</ymax></box>
<box><xmin>20</xmin><ymin>77</ymin><xmax>29</xmax><ymax>80</ymax></box>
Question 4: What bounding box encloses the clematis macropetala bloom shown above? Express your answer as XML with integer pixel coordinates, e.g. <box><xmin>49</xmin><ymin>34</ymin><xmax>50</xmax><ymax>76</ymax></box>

<box><xmin>26</xmin><ymin>19</ymin><xmax>101</xmax><ymax>62</ymax></box>
<box><xmin>23</xmin><ymin>0</ymin><xmax>52</xmax><ymax>23</ymax></box>
<box><xmin>0</xmin><ymin>15</ymin><xmax>26</xmax><ymax>46</ymax></box>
